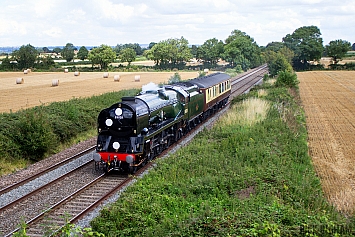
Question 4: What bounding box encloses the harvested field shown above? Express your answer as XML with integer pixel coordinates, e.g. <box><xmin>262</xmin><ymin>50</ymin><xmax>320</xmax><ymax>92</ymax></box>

<box><xmin>315</xmin><ymin>57</ymin><xmax>355</xmax><ymax>68</ymax></box>
<box><xmin>0</xmin><ymin>71</ymin><xmax>200</xmax><ymax>113</ymax></box>
<box><xmin>298</xmin><ymin>71</ymin><xmax>355</xmax><ymax>215</ymax></box>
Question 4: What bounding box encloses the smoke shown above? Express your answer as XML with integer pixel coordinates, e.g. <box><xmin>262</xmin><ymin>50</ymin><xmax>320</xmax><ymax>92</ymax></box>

<box><xmin>142</xmin><ymin>82</ymin><xmax>161</xmax><ymax>92</ymax></box>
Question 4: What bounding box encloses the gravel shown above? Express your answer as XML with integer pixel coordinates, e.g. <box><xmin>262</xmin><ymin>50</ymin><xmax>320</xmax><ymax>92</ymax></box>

<box><xmin>0</xmin><ymin>153</ymin><xmax>94</xmax><ymax>209</ymax></box>
<box><xmin>0</xmin><ymin>138</ymin><xmax>96</xmax><ymax>190</ymax></box>
<box><xmin>0</xmin><ymin>138</ymin><xmax>98</xmax><ymax>236</ymax></box>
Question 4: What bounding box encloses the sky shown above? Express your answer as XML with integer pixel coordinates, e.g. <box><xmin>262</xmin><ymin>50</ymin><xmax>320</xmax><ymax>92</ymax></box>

<box><xmin>0</xmin><ymin>0</ymin><xmax>354</xmax><ymax>48</ymax></box>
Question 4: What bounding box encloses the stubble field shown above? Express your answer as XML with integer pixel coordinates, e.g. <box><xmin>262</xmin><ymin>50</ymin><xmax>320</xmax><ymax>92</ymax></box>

<box><xmin>0</xmin><ymin>71</ymin><xmax>199</xmax><ymax>113</ymax></box>
<box><xmin>298</xmin><ymin>71</ymin><xmax>355</xmax><ymax>214</ymax></box>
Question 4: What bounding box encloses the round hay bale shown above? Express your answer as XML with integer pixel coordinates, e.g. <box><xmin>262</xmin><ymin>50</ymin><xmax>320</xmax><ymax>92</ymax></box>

<box><xmin>52</xmin><ymin>79</ymin><xmax>59</xmax><ymax>87</ymax></box>
<box><xmin>204</xmin><ymin>68</ymin><xmax>209</xmax><ymax>73</ymax></box>
<box><xmin>16</xmin><ymin>78</ymin><xmax>24</xmax><ymax>84</ymax></box>
<box><xmin>27</xmin><ymin>68</ymin><xmax>31</xmax><ymax>73</ymax></box>
<box><xmin>103</xmin><ymin>72</ymin><xmax>109</xmax><ymax>78</ymax></box>
<box><xmin>74</xmin><ymin>71</ymin><xmax>80</xmax><ymax>76</ymax></box>
<box><xmin>64</xmin><ymin>68</ymin><xmax>69</xmax><ymax>73</ymax></box>
<box><xmin>134</xmin><ymin>75</ymin><xmax>140</xmax><ymax>82</ymax></box>
<box><xmin>114</xmin><ymin>75</ymin><xmax>120</xmax><ymax>82</ymax></box>
<box><xmin>23</xmin><ymin>70</ymin><xmax>28</xmax><ymax>74</ymax></box>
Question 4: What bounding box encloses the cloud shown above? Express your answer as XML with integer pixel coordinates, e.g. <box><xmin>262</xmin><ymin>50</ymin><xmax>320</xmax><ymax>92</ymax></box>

<box><xmin>33</xmin><ymin>0</ymin><xmax>58</xmax><ymax>18</ymax></box>
<box><xmin>42</xmin><ymin>27</ymin><xmax>64</xmax><ymax>38</ymax></box>
<box><xmin>0</xmin><ymin>0</ymin><xmax>353</xmax><ymax>47</ymax></box>
<box><xmin>91</xmin><ymin>0</ymin><xmax>147</xmax><ymax>24</ymax></box>
<box><xmin>0</xmin><ymin>19</ymin><xmax>28</xmax><ymax>37</ymax></box>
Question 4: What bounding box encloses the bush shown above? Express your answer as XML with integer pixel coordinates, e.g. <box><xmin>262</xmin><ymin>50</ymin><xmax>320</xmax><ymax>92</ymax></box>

<box><xmin>197</xmin><ymin>71</ymin><xmax>207</xmax><ymax>77</ymax></box>
<box><xmin>268</xmin><ymin>54</ymin><xmax>293</xmax><ymax>77</ymax></box>
<box><xmin>12</xmin><ymin>109</ymin><xmax>56</xmax><ymax>160</ymax></box>
<box><xmin>0</xmin><ymin>113</ymin><xmax>25</xmax><ymax>160</ymax></box>
<box><xmin>329</xmin><ymin>62</ymin><xmax>355</xmax><ymax>70</ymax></box>
<box><xmin>275</xmin><ymin>70</ymin><xmax>299</xmax><ymax>88</ymax></box>
<box><xmin>168</xmin><ymin>72</ymin><xmax>182</xmax><ymax>84</ymax></box>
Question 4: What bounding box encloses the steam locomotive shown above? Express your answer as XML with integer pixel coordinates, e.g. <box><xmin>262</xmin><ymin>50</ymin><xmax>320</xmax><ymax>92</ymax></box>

<box><xmin>93</xmin><ymin>72</ymin><xmax>231</xmax><ymax>173</ymax></box>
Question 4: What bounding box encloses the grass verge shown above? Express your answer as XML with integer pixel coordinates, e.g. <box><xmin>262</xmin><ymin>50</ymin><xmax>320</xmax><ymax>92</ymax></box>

<box><xmin>90</xmin><ymin>80</ymin><xmax>354</xmax><ymax>236</ymax></box>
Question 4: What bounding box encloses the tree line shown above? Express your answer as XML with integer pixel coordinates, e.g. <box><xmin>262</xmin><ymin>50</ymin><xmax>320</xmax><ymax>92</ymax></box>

<box><xmin>0</xmin><ymin>26</ymin><xmax>352</xmax><ymax>73</ymax></box>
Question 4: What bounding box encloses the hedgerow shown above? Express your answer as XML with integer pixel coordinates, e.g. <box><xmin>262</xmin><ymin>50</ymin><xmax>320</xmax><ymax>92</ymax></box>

<box><xmin>0</xmin><ymin>89</ymin><xmax>139</xmax><ymax>164</ymax></box>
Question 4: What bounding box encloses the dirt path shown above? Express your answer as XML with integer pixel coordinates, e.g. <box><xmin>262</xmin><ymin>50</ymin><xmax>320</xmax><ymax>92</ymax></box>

<box><xmin>298</xmin><ymin>71</ymin><xmax>355</xmax><ymax>215</ymax></box>
<box><xmin>0</xmin><ymin>71</ymin><xmax>199</xmax><ymax>113</ymax></box>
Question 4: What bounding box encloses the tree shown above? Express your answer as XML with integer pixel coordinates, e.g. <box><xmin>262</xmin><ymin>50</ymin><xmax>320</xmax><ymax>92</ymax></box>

<box><xmin>283</xmin><ymin>26</ymin><xmax>323</xmax><ymax>69</ymax></box>
<box><xmin>190</xmin><ymin>45</ymin><xmax>198</xmax><ymax>58</ymax></box>
<box><xmin>13</xmin><ymin>44</ymin><xmax>38</xmax><ymax>69</ymax></box>
<box><xmin>268</xmin><ymin>53</ymin><xmax>293</xmax><ymax>77</ymax></box>
<box><xmin>325</xmin><ymin>39</ymin><xmax>351</xmax><ymax>64</ymax></box>
<box><xmin>222</xmin><ymin>30</ymin><xmax>262</xmax><ymax>71</ymax></box>
<box><xmin>263</xmin><ymin>46</ymin><xmax>294</xmax><ymax>65</ymax></box>
<box><xmin>42</xmin><ymin>47</ymin><xmax>51</xmax><ymax>53</ymax></box>
<box><xmin>36</xmin><ymin>55</ymin><xmax>55</xmax><ymax>69</ymax></box>
<box><xmin>265</xmin><ymin>41</ymin><xmax>285</xmax><ymax>52</ymax></box>
<box><xmin>114</xmin><ymin>44</ymin><xmax>124</xmax><ymax>55</ymax></box>
<box><xmin>148</xmin><ymin>42</ymin><xmax>156</xmax><ymax>49</ymax></box>
<box><xmin>196</xmin><ymin>38</ymin><xmax>224</xmax><ymax>65</ymax></box>
<box><xmin>146</xmin><ymin>37</ymin><xmax>192</xmax><ymax>69</ymax></box>
<box><xmin>352</xmin><ymin>43</ymin><xmax>355</xmax><ymax>51</ymax></box>
<box><xmin>61</xmin><ymin>43</ymin><xmax>75</xmax><ymax>62</ymax></box>
<box><xmin>52</xmin><ymin>47</ymin><xmax>62</xmax><ymax>54</ymax></box>
<box><xmin>77</xmin><ymin>46</ymin><xmax>89</xmax><ymax>60</ymax></box>
<box><xmin>114</xmin><ymin>43</ymin><xmax>143</xmax><ymax>56</ymax></box>
<box><xmin>278</xmin><ymin>47</ymin><xmax>295</xmax><ymax>64</ymax></box>
<box><xmin>129</xmin><ymin>43</ymin><xmax>143</xmax><ymax>55</ymax></box>
<box><xmin>88</xmin><ymin>44</ymin><xmax>116</xmax><ymax>69</ymax></box>
<box><xmin>119</xmin><ymin>48</ymin><xmax>136</xmax><ymax>66</ymax></box>
<box><xmin>0</xmin><ymin>56</ymin><xmax>12</xmax><ymax>70</ymax></box>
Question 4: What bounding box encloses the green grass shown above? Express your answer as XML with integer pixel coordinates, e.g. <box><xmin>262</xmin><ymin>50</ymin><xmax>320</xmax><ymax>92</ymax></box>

<box><xmin>135</xmin><ymin>56</ymin><xmax>148</xmax><ymax>61</ymax></box>
<box><xmin>90</xmin><ymin>80</ymin><xmax>354</xmax><ymax>236</ymax></box>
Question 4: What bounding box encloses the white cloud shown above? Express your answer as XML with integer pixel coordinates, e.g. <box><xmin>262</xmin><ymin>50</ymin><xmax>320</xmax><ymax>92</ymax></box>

<box><xmin>0</xmin><ymin>19</ymin><xmax>28</xmax><ymax>36</ymax></box>
<box><xmin>0</xmin><ymin>0</ymin><xmax>354</xmax><ymax>47</ymax></box>
<box><xmin>32</xmin><ymin>0</ymin><xmax>59</xmax><ymax>18</ymax></box>
<box><xmin>43</xmin><ymin>27</ymin><xmax>63</xmax><ymax>38</ymax></box>
<box><xmin>92</xmin><ymin>0</ymin><xmax>148</xmax><ymax>24</ymax></box>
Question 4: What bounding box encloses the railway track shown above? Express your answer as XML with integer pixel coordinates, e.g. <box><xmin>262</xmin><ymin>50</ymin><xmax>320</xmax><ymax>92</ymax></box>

<box><xmin>22</xmin><ymin>173</ymin><xmax>129</xmax><ymax>237</ymax></box>
<box><xmin>231</xmin><ymin>64</ymin><xmax>268</xmax><ymax>96</ymax></box>
<box><xmin>4</xmin><ymin>162</ymin><xmax>154</xmax><ymax>236</ymax></box>
<box><xmin>0</xmin><ymin>146</ymin><xmax>96</xmax><ymax>196</ymax></box>
<box><xmin>0</xmin><ymin>159</ymin><xmax>101</xmax><ymax>236</ymax></box>
<box><xmin>0</xmin><ymin>65</ymin><xmax>268</xmax><ymax>236</ymax></box>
